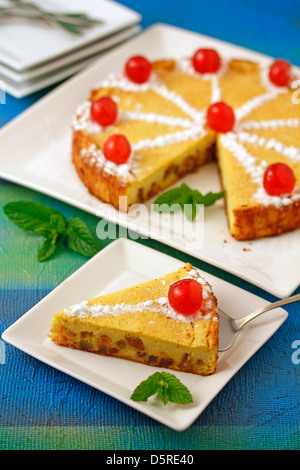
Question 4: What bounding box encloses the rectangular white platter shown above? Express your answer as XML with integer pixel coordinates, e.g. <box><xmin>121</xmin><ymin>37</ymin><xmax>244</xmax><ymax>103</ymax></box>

<box><xmin>0</xmin><ymin>23</ymin><xmax>299</xmax><ymax>298</ymax></box>
<box><xmin>1</xmin><ymin>238</ymin><xmax>288</xmax><ymax>431</ymax></box>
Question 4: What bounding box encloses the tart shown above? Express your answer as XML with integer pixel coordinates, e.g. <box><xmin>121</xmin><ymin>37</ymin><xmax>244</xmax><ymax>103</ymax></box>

<box><xmin>49</xmin><ymin>263</ymin><xmax>219</xmax><ymax>376</ymax></box>
<box><xmin>72</xmin><ymin>51</ymin><xmax>300</xmax><ymax>240</ymax></box>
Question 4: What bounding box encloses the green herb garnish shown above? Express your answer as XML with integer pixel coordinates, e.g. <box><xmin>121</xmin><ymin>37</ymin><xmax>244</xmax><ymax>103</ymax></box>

<box><xmin>153</xmin><ymin>183</ymin><xmax>225</xmax><ymax>221</ymax></box>
<box><xmin>131</xmin><ymin>371</ymin><xmax>193</xmax><ymax>406</ymax></box>
<box><xmin>3</xmin><ymin>201</ymin><xmax>101</xmax><ymax>261</ymax></box>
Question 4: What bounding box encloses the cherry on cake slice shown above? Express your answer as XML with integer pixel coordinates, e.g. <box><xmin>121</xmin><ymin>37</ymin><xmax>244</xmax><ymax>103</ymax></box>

<box><xmin>49</xmin><ymin>263</ymin><xmax>219</xmax><ymax>376</ymax></box>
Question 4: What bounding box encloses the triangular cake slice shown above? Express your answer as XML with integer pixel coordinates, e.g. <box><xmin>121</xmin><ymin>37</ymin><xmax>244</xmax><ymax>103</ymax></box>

<box><xmin>49</xmin><ymin>263</ymin><xmax>219</xmax><ymax>376</ymax></box>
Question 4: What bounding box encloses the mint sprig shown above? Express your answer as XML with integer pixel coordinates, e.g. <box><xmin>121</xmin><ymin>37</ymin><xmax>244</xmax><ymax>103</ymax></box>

<box><xmin>3</xmin><ymin>201</ymin><xmax>101</xmax><ymax>262</ymax></box>
<box><xmin>66</xmin><ymin>217</ymin><xmax>102</xmax><ymax>258</ymax></box>
<box><xmin>131</xmin><ymin>372</ymin><xmax>193</xmax><ymax>406</ymax></box>
<box><xmin>153</xmin><ymin>183</ymin><xmax>225</xmax><ymax>221</ymax></box>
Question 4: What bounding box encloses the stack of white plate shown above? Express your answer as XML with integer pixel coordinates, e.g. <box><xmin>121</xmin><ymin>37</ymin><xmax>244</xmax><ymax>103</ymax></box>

<box><xmin>0</xmin><ymin>0</ymin><xmax>141</xmax><ymax>98</ymax></box>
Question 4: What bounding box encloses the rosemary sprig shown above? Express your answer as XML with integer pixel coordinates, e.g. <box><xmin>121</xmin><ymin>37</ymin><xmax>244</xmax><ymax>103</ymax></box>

<box><xmin>0</xmin><ymin>0</ymin><xmax>103</xmax><ymax>35</ymax></box>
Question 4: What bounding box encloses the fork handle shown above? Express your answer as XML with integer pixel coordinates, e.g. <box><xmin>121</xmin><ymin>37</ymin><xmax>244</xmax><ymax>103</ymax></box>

<box><xmin>234</xmin><ymin>292</ymin><xmax>300</xmax><ymax>331</ymax></box>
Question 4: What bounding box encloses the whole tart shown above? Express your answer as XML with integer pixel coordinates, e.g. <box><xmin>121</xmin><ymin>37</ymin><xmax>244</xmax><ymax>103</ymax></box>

<box><xmin>49</xmin><ymin>263</ymin><xmax>219</xmax><ymax>376</ymax></box>
<box><xmin>72</xmin><ymin>52</ymin><xmax>300</xmax><ymax>240</ymax></box>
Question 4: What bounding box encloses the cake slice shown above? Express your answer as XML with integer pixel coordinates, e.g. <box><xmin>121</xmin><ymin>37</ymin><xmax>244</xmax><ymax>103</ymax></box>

<box><xmin>49</xmin><ymin>263</ymin><xmax>219</xmax><ymax>376</ymax></box>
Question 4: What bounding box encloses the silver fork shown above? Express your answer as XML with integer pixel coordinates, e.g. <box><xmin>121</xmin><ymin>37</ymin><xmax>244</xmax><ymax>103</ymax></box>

<box><xmin>218</xmin><ymin>293</ymin><xmax>300</xmax><ymax>351</ymax></box>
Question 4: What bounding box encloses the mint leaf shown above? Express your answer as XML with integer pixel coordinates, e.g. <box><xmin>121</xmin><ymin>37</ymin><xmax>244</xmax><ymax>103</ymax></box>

<box><xmin>66</xmin><ymin>217</ymin><xmax>101</xmax><ymax>257</ymax></box>
<box><xmin>153</xmin><ymin>184</ymin><xmax>225</xmax><ymax>221</ymax></box>
<box><xmin>154</xmin><ymin>183</ymin><xmax>191</xmax><ymax>209</ymax></box>
<box><xmin>34</xmin><ymin>224</ymin><xmax>58</xmax><ymax>240</ymax></box>
<box><xmin>159</xmin><ymin>372</ymin><xmax>193</xmax><ymax>405</ymax></box>
<box><xmin>131</xmin><ymin>372</ymin><xmax>193</xmax><ymax>406</ymax></box>
<box><xmin>35</xmin><ymin>214</ymin><xmax>67</xmax><ymax>239</ymax></box>
<box><xmin>49</xmin><ymin>214</ymin><xmax>67</xmax><ymax>234</ymax></box>
<box><xmin>192</xmin><ymin>189</ymin><xmax>225</xmax><ymax>207</ymax></box>
<box><xmin>3</xmin><ymin>201</ymin><xmax>65</xmax><ymax>232</ymax></box>
<box><xmin>183</xmin><ymin>200</ymin><xmax>198</xmax><ymax>222</ymax></box>
<box><xmin>157</xmin><ymin>377</ymin><xmax>170</xmax><ymax>405</ymax></box>
<box><xmin>3</xmin><ymin>200</ymin><xmax>101</xmax><ymax>262</ymax></box>
<box><xmin>131</xmin><ymin>372</ymin><xmax>161</xmax><ymax>402</ymax></box>
<box><xmin>153</xmin><ymin>187</ymin><xmax>183</xmax><ymax>213</ymax></box>
<box><xmin>37</xmin><ymin>234</ymin><xmax>62</xmax><ymax>262</ymax></box>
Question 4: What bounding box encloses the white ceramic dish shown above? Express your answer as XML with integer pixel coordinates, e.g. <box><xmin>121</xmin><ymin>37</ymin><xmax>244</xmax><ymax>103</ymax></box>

<box><xmin>0</xmin><ymin>23</ymin><xmax>299</xmax><ymax>298</ymax></box>
<box><xmin>0</xmin><ymin>25</ymin><xmax>141</xmax><ymax>98</ymax></box>
<box><xmin>0</xmin><ymin>0</ymin><xmax>141</xmax><ymax>71</ymax></box>
<box><xmin>1</xmin><ymin>238</ymin><xmax>288</xmax><ymax>431</ymax></box>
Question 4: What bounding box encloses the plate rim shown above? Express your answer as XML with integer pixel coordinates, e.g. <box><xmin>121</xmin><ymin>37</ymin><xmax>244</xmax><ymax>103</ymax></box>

<box><xmin>1</xmin><ymin>238</ymin><xmax>289</xmax><ymax>431</ymax></box>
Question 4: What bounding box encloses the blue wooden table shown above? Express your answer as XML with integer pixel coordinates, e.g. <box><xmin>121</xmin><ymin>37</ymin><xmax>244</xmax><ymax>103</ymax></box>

<box><xmin>0</xmin><ymin>0</ymin><xmax>300</xmax><ymax>450</ymax></box>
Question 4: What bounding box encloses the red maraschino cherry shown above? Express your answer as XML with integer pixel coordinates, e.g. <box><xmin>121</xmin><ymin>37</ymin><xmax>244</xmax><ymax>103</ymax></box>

<box><xmin>103</xmin><ymin>134</ymin><xmax>131</xmax><ymax>164</ymax></box>
<box><xmin>263</xmin><ymin>162</ymin><xmax>296</xmax><ymax>196</ymax></box>
<box><xmin>192</xmin><ymin>48</ymin><xmax>221</xmax><ymax>74</ymax></box>
<box><xmin>90</xmin><ymin>97</ymin><xmax>118</xmax><ymax>127</ymax></box>
<box><xmin>125</xmin><ymin>55</ymin><xmax>152</xmax><ymax>84</ymax></box>
<box><xmin>206</xmin><ymin>102</ymin><xmax>235</xmax><ymax>132</ymax></box>
<box><xmin>269</xmin><ymin>59</ymin><xmax>292</xmax><ymax>87</ymax></box>
<box><xmin>168</xmin><ymin>279</ymin><xmax>203</xmax><ymax>316</ymax></box>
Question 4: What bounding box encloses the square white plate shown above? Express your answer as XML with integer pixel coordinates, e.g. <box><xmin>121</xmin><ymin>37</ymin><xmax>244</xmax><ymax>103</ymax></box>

<box><xmin>0</xmin><ymin>25</ymin><xmax>141</xmax><ymax>98</ymax></box>
<box><xmin>2</xmin><ymin>238</ymin><xmax>288</xmax><ymax>431</ymax></box>
<box><xmin>0</xmin><ymin>0</ymin><xmax>141</xmax><ymax>71</ymax></box>
<box><xmin>0</xmin><ymin>23</ymin><xmax>299</xmax><ymax>298</ymax></box>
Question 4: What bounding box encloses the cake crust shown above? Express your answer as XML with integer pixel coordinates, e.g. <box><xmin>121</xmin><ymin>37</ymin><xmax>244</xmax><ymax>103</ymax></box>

<box><xmin>231</xmin><ymin>200</ymin><xmax>300</xmax><ymax>240</ymax></box>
